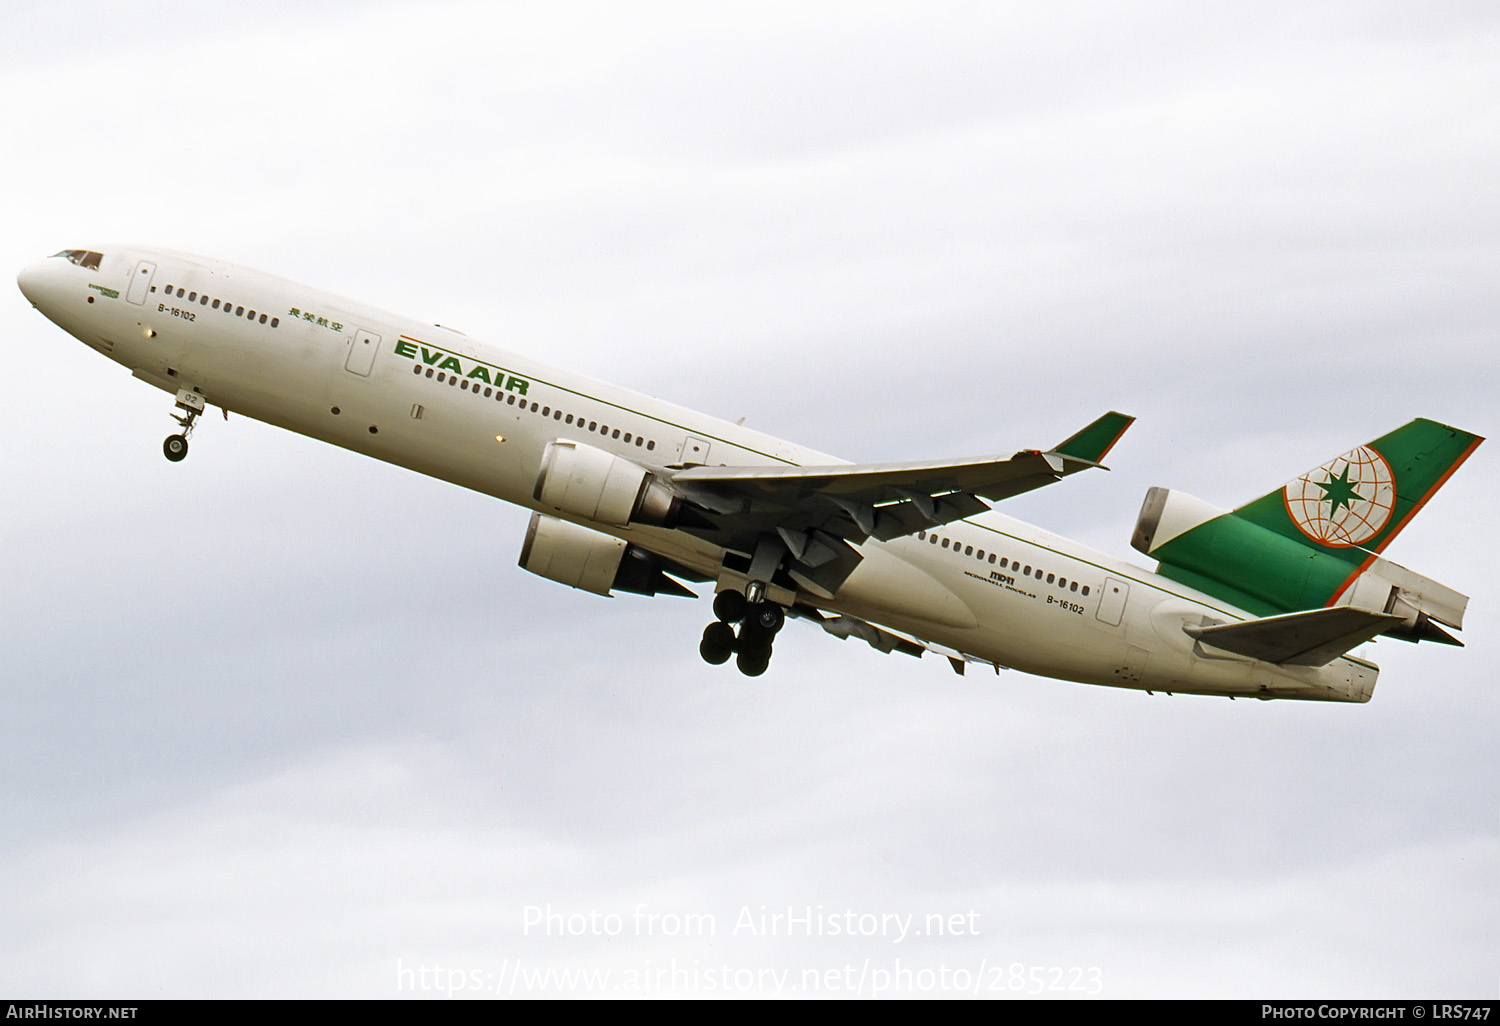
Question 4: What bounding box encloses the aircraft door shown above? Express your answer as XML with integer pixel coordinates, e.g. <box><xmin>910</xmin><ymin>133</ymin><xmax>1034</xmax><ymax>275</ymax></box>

<box><xmin>345</xmin><ymin>329</ymin><xmax>381</xmax><ymax>376</ymax></box>
<box><xmin>681</xmin><ymin>436</ymin><xmax>712</xmax><ymax>464</ymax></box>
<box><xmin>1095</xmin><ymin>577</ymin><xmax>1129</xmax><ymax>626</ymax></box>
<box><xmin>126</xmin><ymin>260</ymin><xmax>156</xmax><ymax>305</ymax></box>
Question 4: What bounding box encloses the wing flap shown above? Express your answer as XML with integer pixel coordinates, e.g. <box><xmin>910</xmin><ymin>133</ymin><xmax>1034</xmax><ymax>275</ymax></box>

<box><xmin>793</xmin><ymin>608</ymin><xmax>999</xmax><ymax>675</ymax></box>
<box><xmin>1184</xmin><ymin>607</ymin><xmax>1405</xmax><ymax>667</ymax></box>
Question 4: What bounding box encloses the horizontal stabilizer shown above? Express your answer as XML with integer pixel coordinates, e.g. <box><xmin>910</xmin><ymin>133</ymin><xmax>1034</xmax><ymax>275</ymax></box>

<box><xmin>1184</xmin><ymin>607</ymin><xmax>1405</xmax><ymax>667</ymax></box>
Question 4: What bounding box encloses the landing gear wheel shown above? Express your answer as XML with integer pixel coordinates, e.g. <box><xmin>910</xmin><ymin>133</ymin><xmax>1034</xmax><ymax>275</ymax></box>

<box><xmin>748</xmin><ymin>602</ymin><xmax>785</xmax><ymax>634</ymax></box>
<box><xmin>736</xmin><ymin>647</ymin><xmax>771</xmax><ymax>677</ymax></box>
<box><xmin>163</xmin><ymin>434</ymin><xmax>189</xmax><ymax>462</ymax></box>
<box><xmin>736</xmin><ymin>619</ymin><xmax>770</xmax><ymax>653</ymax></box>
<box><xmin>712</xmin><ymin>590</ymin><xmax>748</xmax><ymax>624</ymax></box>
<box><xmin>699</xmin><ymin>622</ymin><xmax>735</xmax><ymax>665</ymax></box>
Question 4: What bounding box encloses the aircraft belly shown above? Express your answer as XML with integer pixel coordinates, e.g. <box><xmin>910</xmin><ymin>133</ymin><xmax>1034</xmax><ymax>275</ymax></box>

<box><xmin>832</xmin><ymin>548</ymin><xmax>979</xmax><ymax>630</ymax></box>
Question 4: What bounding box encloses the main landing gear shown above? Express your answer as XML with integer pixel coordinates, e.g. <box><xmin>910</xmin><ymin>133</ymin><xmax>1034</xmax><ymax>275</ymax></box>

<box><xmin>699</xmin><ymin>589</ymin><xmax>786</xmax><ymax>677</ymax></box>
<box><xmin>163</xmin><ymin>388</ymin><xmax>206</xmax><ymax>462</ymax></box>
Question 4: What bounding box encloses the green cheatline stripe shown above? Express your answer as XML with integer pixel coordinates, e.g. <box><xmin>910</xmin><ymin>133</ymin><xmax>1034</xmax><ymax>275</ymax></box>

<box><xmin>1053</xmin><ymin>412</ymin><xmax>1135</xmax><ymax>463</ymax></box>
<box><xmin>397</xmin><ymin>335</ymin><xmax>795</xmax><ymax>465</ymax></box>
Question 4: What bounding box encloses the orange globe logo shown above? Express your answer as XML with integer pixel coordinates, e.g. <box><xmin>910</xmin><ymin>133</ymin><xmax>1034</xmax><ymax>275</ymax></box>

<box><xmin>1282</xmin><ymin>445</ymin><xmax>1396</xmax><ymax>547</ymax></box>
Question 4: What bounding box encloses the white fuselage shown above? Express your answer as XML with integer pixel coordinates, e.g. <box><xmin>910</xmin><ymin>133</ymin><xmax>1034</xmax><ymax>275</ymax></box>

<box><xmin>17</xmin><ymin>247</ymin><xmax>1378</xmax><ymax>702</ymax></box>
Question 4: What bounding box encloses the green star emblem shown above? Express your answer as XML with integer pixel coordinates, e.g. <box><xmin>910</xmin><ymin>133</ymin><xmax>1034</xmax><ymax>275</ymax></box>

<box><xmin>1316</xmin><ymin>463</ymin><xmax>1362</xmax><ymax>518</ymax></box>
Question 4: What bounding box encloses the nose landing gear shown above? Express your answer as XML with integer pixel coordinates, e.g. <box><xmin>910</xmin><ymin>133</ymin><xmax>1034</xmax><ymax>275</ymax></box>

<box><xmin>163</xmin><ymin>388</ymin><xmax>206</xmax><ymax>462</ymax></box>
<box><xmin>700</xmin><ymin>589</ymin><xmax>786</xmax><ymax>677</ymax></box>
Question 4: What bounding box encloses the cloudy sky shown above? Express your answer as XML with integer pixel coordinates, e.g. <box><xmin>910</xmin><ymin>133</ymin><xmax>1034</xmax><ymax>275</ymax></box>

<box><xmin>2</xmin><ymin>0</ymin><xmax>1496</xmax><ymax>998</ymax></box>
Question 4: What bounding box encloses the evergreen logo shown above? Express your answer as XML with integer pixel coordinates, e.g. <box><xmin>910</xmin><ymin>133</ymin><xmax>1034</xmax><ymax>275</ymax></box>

<box><xmin>1282</xmin><ymin>445</ymin><xmax>1396</xmax><ymax>547</ymax></box>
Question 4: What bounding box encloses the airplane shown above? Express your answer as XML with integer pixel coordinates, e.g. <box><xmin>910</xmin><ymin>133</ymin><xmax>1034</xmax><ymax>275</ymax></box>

<box><xmin>16</xmin><ymin>246</ymin><xmax>1482</xmax><ymax>701</ymax></box>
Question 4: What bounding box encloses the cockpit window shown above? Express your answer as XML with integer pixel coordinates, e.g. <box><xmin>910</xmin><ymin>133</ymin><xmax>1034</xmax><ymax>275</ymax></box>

<box><xmin>52</xmin><ymin>250</ymin><xmax>104</xmax><ymax>271</ymax></box>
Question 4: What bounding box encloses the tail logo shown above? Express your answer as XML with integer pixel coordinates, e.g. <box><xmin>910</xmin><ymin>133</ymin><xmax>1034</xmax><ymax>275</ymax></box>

<box><xmin>1282</xmin><ymin>445</ymin><xmax>1396</xmax><ymax>547</ymax></box>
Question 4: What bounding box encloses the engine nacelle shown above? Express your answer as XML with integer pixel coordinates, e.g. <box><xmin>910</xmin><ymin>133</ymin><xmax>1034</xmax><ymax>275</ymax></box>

<box><xmin>1135</xmin><ymin>487</ymin><xmax>1469</xmax><ymax>640</ymax></box>
<box><xmin>533</xmin><ymin>440</ymin><xmax>679</xmax><ymax>527</ymax></box>
<box><xmin>518</xmin><ymin>513</ymin><xmax>693</xmax><ymax>597</ymax></box>
<box><xmin>1133</xmin><ymin>486</ymin><xmax>1352</xmax><ymax>612</ymax></box>
<box><xmin>1131</xmin><ymin>487</ymin><xmax>1226</xmax><ymax>555</ymax></box>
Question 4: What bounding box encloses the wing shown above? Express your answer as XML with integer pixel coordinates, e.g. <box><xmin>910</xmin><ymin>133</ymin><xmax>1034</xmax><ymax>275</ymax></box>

<box><xmin>666</xmin><ymin>411</ymin><xmax>1133</xmax><ymax>597</ymax></box>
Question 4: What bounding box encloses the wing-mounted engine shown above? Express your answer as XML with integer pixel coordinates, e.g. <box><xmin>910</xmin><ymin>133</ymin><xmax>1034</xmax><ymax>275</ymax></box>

<box><xmin>518</xmin><ymin>512</ymin><xmax>696</xmax><ymax>597</ymax></box>
<box><xmin>534</xmin><ymin>440</ymin><xmax>683</xmax><ymax>527</ymax></box>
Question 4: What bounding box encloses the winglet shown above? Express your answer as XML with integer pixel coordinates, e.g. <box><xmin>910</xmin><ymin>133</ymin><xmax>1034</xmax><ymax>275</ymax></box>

<box><xmin>1051</xmin><ymin>411</ymin><xmax>1135</xmax><ymax>466</ymax></box>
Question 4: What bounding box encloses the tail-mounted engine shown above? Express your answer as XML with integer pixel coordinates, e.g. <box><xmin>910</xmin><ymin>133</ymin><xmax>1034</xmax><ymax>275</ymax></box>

<box><xmin>533</xmin><ymin>440</ymin><xmax>680</xmax><ymax>527</ymax></box>
<box><xmin>518</xmin><ymin>512</ymin><xmax>694</xmax><ymax>598</ymax></box>
<box><xmin>1132</xmin><ymin>487</ymin><xmax>1467</xmax><ymax>644</ymax></box>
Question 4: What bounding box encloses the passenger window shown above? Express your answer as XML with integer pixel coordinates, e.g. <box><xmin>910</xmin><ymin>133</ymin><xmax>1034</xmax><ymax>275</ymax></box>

<box><xmin>964</xmin><ymin>545</ymin><xmax>973</xmax><ymax>556</ymax></box>
<box><xmin>188</xmin><ymin>292</ymin><xmax>197</xmax><ymax>302</ymax></box>
<box><xmin>258</xmin><ymin>313</ymin><xmax>267</xmax><ymax>324</ymax></box>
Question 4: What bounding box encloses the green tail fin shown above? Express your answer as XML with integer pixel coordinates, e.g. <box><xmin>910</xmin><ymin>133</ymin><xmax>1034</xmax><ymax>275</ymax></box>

<box><xmin>1144</xmin><ymin>419</ymin><xmax>1481</xmax><ymax>615</ymax></box>
<box><xmin>1234</xmin><ymin>418</ymin><xmax>1482</xmax><ymax>563</ymax></box>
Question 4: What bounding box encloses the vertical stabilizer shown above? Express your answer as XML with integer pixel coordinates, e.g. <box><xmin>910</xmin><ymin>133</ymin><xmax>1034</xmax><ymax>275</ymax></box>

<box><xmin>1144</xmin><ymin>419</ymin><xmax>1481</xmax><ymax>616</ymax></box>
<box><xmin>1232</xmin><ymin>418</ymin><xmax>1481</xmax><ymax>566</ymax></box>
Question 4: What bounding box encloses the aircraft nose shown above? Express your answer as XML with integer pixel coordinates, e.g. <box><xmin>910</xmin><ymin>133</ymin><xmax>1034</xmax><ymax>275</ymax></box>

<box><xmin>16</xmin><ymin>260</ymin><xmax>46</xmax><ymax>306</ymax></box>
